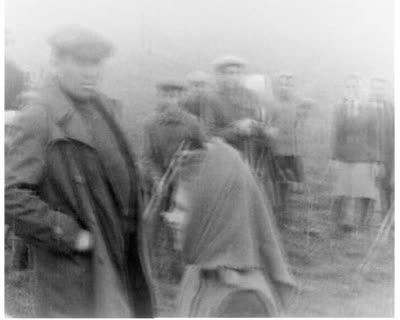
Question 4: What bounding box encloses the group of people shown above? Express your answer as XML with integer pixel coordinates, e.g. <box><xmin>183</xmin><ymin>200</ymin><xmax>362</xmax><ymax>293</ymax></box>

<box><xmin>331</xmin><ymin>74</ymin><xmax>394</xmax><ymax>234</ymax></box>
<box><xmin>5</xmin><ymin>26</ymin><xmax>393</xmax><ymax>318</ymax></box>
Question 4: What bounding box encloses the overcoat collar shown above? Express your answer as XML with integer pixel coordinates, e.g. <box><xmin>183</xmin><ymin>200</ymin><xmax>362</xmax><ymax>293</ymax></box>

<box><xmin>39</xmin><ymin>77</ymin><xmax>96</xmax><ymax>147</ymax></box>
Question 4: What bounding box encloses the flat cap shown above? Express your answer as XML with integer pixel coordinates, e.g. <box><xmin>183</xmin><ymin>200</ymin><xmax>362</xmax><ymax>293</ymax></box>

<box><xmin>212</xmin><ymin>55</ymin><xmax>247</xmax><ymax>71</ymax></box>
<box><xmin>186</xmin><ymin>71</ymin><xmax>211</xmax><ymax>84</ymax></box>
<box><xmin>156</xmin><ymin>79</ymin><xmax>186</xmax><ymax>92</ymax></box>
<box><xmin>48</xmin><ymin>26</ymin><xmax>113</xmax><ymax>62</ymax></box>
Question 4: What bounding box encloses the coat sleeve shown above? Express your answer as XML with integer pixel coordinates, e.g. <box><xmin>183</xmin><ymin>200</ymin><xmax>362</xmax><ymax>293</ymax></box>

<box><xmin>5</xmin><ymin>103</ymin><xmax>83</xmax><ymax>253</ymax></box>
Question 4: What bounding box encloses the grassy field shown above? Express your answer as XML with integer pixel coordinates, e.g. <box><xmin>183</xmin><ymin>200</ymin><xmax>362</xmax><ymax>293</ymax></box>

<box><xmin>4</xmin><ymin>105</ymin><xmax>394</xmax><ymax>317</ymax></box>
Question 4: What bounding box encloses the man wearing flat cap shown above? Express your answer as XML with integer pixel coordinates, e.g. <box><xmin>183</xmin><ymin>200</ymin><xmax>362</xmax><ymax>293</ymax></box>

<box><xmin>5</xmin><ymin>27</ymin><xmax>153</xmax><ymax>317</ymax></box>
<box><xmin>155</xmin><ymin>78</ymin><xmax>187</xmax><ymax>112</ymax></box>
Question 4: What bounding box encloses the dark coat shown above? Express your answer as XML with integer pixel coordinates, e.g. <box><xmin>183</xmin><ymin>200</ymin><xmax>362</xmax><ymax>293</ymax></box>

<box><xmin>264</xmin><ymin>96</ymin><xmax>310</xmax><ymax>156</ymax></box>
<box><xmin>5</xmin><ymin>80</ymin><xmax>153</xmax><ymax>317</ymax></box>
<box><xmin>332</xmin><ymin>100</ymin><xmax>389</xmax><ymax>163</ymax></box>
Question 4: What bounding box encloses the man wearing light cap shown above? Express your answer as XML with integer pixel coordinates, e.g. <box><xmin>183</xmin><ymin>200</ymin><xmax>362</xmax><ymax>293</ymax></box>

<box><xmin>183</xmin><ymin>55</ymin><xmax>263</xmax><ymax>136</ymax></box>
<box><xmin>186</xmin><ymin>56</ymin><xmax>280</xmax><ymax>214</ymax></box>
<box><xmin>210</xmin><ymin>55</ymin><xmax>263</xmax><ymax>132</ymax></box>
<box><xmin>5</xmin><ymin>27</ymin><xmax>153</xmax><ymax>317</ymax></box>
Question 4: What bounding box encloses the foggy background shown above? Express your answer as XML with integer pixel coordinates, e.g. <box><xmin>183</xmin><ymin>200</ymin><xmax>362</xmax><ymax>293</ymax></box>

<box><xmin>5</xmin><ymin>0</ymin><xmax>394</xmax><ymax>141</ymax></box>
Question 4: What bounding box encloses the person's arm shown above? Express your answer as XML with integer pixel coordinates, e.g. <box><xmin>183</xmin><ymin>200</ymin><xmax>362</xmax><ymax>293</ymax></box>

<box><xmin>5</xmin><ymin>104</ymin><xmax>89</xmax><ymax>253</ymax></box>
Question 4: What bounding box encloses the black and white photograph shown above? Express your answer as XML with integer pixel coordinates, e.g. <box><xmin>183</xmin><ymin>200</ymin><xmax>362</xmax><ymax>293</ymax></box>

<box><xmin>3</xmin><ymin>0</ymin><xmax>395</xmax><ymax>317</ymax></box>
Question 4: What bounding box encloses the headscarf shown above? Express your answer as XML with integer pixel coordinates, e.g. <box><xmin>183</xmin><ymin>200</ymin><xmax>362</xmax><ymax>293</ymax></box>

<box><xmin>177</xmin><ymin>138</ymin><xmax>295</xmax><ymax>316</ymax></box>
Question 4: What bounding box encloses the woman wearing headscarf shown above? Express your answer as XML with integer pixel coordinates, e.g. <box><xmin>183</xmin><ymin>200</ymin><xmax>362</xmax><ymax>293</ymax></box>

<box><xmin>331</xmin><ymin>75</ymin><xmax>382</xmax><ymax>233</ymax></box>
<box><xmin>164</xmin><ymin>138</ymin><xmax>295</xmax><ymax>317</ymax></box>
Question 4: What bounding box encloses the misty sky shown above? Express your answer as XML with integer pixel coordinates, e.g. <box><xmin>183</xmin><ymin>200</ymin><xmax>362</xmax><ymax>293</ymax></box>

<box><xmin>5</xmin><ymin>0</ymin><xmax>394</xmax><ymax>133</ymax></box>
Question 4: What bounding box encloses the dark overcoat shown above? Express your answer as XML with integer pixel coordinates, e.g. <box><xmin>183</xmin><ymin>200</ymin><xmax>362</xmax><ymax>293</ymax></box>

<box><xmin>332</xmin><ymin>100</ymin><xmax>389</xmax><ymax>163</ymax></box>
<box><xmin>5</xmin><ymin>79</ymin><xmax>153</xmax><ymax>317</ymax></box>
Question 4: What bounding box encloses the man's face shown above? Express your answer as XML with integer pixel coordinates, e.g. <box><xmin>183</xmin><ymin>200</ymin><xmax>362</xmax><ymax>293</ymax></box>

<box><xmin>188</xmin><ymin>81</ymin><xmax>209</xmax><ymax>94</ymax></box>
<box><xmin>158</xmin><ymin>89</ymin><xmax>184</xmax><ymax>107</ymax></box>
<box><xmin>276</xmin><ymin>75</ymin><xmax>294</xmax><ymax>99</ymax></box>
<box><xmin>344</xmin><ymin>78</ymin><xmax>361</xmax><ymax>101</ymax></box>
<box><xmin>55</xmin><ymin>55</ymin><xmax>103</xmax><ymax>100</ymax></box>
<box><xmin>216</xmin><ymin>65</ymin><xmax>243</xmax><ymax>89</ymax></box>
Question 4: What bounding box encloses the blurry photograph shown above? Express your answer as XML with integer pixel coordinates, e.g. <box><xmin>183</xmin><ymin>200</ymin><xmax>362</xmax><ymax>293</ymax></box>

<box><xmin>4</xmin><ymin>0</ymin><xmax>394</xmax><ymax>317</ymax></box>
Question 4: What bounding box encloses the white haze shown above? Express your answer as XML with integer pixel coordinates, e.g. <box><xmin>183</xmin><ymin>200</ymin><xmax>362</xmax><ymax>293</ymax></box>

<box><xmin>5</xmin><ymin>0</ymin><xmax>394</xmax><ymax>139</ymax></box>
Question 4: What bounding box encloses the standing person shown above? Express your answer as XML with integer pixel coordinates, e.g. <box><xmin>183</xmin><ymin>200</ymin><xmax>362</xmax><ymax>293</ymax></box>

<box><xmin>367</xmin><ymin>77</ymin><xmax>394</xmax><ymax>216</ymax></box>
<box><xmin>155</xmin><ymin>79</ymin><xmax>187</xmax><ymax>112</ymax></box>
<box><xmin>331</xmin><ymin>74</ymin><xmax>381</xmax><ymax>234</ymax></box>
<box><xmin>210</xmin><ymin>55</ymin><xmax>263</xmax><ymax>135</ymax></box>
<box><xmin>183</xmin><ymin>55</ymin><xmax>262</xmax><ymax>136</ymax></box>
<box><xmin>267</xmin><ymin>72</ymin><xmax>311</xmax><ymax>227</ymax></box>
<box><xmin>185</xmin><ymin>70</ymin><xmax>212</xmax><ymax>95</ymax></box>
<box><xmin>141</xmin><ymin>108</ymin><xmax>206</xmax><ymax>283</ymax></box>
<box><xmin>5</xmin><ymin>27</ymin><xmax>153</xmax><ymax>317</ymax></box>
<box><xmin>141</xmin><ymin>80</ymin><xmax>189</xmax><ymax>198</ymax></box>
<box><xmin>162</xmin><ymin>138</ymin><xmax>295</xmax><ymax>317</ymax></box>
<box><xmin>182</xmin><ymin>57</ymin><xmax>280</xmax><ymax>216</ymax></box>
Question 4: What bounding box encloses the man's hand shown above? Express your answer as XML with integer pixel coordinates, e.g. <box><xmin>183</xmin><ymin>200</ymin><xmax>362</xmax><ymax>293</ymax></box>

<box><xmin>74</xmin><ymin>230</ymin><xmax>93</xmax><ymax>252</ymax></box>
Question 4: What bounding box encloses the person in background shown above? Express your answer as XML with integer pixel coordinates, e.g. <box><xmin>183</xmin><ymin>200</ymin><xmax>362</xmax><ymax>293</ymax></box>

<box><xmin>141</xmin><ymin>80</ymin><xmax>192</xmax><ymax>194</ymax></box>
<box><xmin>163</xmin><ymin>137</ymin><xmax>295</xmax><ymax>317</ymax></box>
<box><xmin>266</xmin><ymin>72</ymin><xmax>312</xmax><ymax>228</ymax></box>
<box><xmin>367</xmin><ymin>77</ymin><xmax>394</xmax><ymax>216</ymax></box>
<box><xmin>182</xmin><ymin>57</ymin><xmax>281</xmax><ymax>220</ymax></box>
<box><xmin>186</xmin><ymin>70</ymin><xmax>212</xmax><ymax>94</ymax></box>
<box><xmin>331</xmin><ymin>74</ymin><xmax>382</xmax><ymax>234</ymax></box>
<box><xmin>5</xmin><ymin>27</ymin><xmax>153</xmax><ymax>317</ymax></box>
<box><xmin>209</xmin><ymin>55</ymin><xmax>263</xmax><ymax>135</ymax></box>
<box><xmin>155</xmin><ymin>78</ymin><xmax>187</xmax><ymax>112</ymax></box>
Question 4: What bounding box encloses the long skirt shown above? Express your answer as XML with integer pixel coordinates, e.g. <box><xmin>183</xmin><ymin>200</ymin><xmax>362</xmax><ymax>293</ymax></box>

<box><xmin>332</xmin><ymin>161</ymin><xmax>380</xmax><ymax>200</ymax></box>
